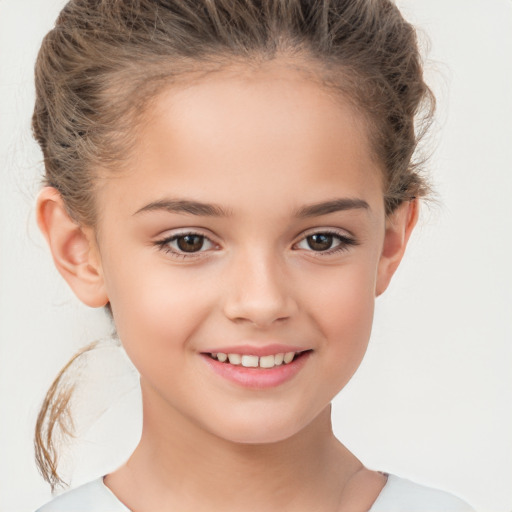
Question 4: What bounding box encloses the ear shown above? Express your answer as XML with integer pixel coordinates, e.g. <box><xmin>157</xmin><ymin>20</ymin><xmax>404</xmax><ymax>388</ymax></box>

<box><xmin>375</xmin><ymin>199</ymin><xmax>419</xmax><ymax>297</ymax></box>
<box><xmin>36</xmin><ymin>187</ymin><xmax>109</xmax><ymax>308</ymax></box>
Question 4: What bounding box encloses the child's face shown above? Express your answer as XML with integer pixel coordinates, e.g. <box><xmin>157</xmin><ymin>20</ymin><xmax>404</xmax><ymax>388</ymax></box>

<box><xmin>86</xmin><ymin>63</ymin><xmax>412</xmax><ymax>443</ymax></box>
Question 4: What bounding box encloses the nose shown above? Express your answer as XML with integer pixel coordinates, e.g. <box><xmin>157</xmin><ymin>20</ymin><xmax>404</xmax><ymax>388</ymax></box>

<box><xmin>222</xmin><ymin>249</ymin><xmax>298</xmax><ymax>328</ymax></box>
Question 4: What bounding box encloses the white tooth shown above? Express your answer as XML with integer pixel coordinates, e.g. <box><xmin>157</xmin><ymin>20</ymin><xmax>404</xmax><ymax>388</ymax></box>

<box><xmin>283</xmin><ymin>352</ymin><xmax>295</xmax><ymax>364</ymax></box>
<box><xmin>211</xmin><ymin>353</ymin><xmax>217</xmax><ymax>358</ymax></box>
<box><xmin>259</xmin><ymin>355</ymin><xmax>275</xmax><ymax>368</ymax></box>
<box><xmin>228</xmin><ymin>353</ymin><xmax>241</xmax><ymax>365</ymax></box>
<box><xmin>217</xmin><ymin>353</ymin><xmax>227</xmax><ymax>362</ymax></box>
<box><xmin>241</xmin><ymin>355</ymin><xmax>259</xmax><ymax>368</ymax></box>
<box><xmin>274</xmin><ymin>353</ymin><xmax>284</xmax><ymax>365</ymax></box>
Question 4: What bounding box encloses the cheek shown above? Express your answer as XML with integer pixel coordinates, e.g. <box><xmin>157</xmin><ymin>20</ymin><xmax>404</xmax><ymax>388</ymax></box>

<box><xmin>305</xmin><ymin>261</ymin><xmax>377</xmax><ymax>364</ymax></box>
<box><xmin>103</xmin><ymin>254</ymin><xmax>214</xmax><ymax>362</ymax></box>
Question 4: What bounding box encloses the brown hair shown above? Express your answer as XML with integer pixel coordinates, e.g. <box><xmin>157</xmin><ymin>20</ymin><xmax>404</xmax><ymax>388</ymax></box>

<box><xmin>33</xmin><ymin>0</ymin><xmax>435</xmax><ymax>489</ymax></box>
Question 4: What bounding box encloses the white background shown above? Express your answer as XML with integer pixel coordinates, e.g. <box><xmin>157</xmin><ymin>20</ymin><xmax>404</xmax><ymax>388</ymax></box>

<box><xmin>1</xmin><ymin>1</ymin><xmax>511</xmax><ymax>511</ymax></box>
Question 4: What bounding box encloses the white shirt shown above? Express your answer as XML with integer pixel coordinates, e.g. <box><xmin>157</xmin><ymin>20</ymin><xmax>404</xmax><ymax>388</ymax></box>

<box><xmin>36</xmin><ymin>474</ymin><xmax>475</xmax><ymax>511</ymax></box>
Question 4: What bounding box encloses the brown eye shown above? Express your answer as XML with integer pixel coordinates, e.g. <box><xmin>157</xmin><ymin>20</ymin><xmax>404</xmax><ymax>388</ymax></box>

<box><xmin>176</xmin><ymin>234</ymin><xmax>205</xmax><ymax>252</ymax></box>
<box><xmin>295</xmin><ymin>231</ymin><xmax>357</xmax><ymax>255</ymax></box>
<box><xmin>306</xmin><ymin>233</ymin><xmax>334</xmax><ymax>251</ymax></box>
<box><xmin>156</xmin><ymin>232</ymin><xmax>216</xmax><ymax>258</ymax></box>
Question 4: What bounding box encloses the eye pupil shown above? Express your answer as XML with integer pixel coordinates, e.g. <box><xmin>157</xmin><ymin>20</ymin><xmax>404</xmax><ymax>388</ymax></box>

<box><xmin>307</xmin><ymin>234</ymin><xmax>333</xmax><ymax>251</ymax></box>
<box><xmin>177</xmin><ymin>235</ymin><xmax>204</xmax><ymax>252</ymax></box>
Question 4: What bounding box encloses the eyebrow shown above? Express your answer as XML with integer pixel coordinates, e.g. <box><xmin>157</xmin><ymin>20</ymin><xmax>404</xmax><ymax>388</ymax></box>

<box><xmin>134</xmin><ymin>199</ymin><xmax>232</xmax><ymax>217</ymax></box>
<box><xmin>294</xmin><ymin>198</ymin><xmax>370</xmax><ymax>218</ymax></box>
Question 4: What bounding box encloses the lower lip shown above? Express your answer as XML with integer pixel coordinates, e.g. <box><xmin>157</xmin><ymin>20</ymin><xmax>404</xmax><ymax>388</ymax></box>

<box><xmin>201</xmin><ymin>352</ymin><xmax>311</xmax><ymax>389</ymax></box>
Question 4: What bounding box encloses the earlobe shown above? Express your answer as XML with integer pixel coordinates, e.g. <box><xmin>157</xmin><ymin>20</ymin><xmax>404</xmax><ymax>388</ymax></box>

<box><xmin>36</xmin><ymin>187</ymin><xmax>109</xmax><ymax>308</ymax></box>
<box><xmin>375</xmin><ymin>199</ymin><xmax>419</xmax><ymax>297</ymax></box>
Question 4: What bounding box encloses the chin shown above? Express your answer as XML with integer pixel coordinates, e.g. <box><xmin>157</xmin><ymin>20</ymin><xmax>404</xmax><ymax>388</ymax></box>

<box><xmin>225</xmin><ymin>428</ymin><xmax>298</xmax><ymax>445</ymax></box>
<box><xmin>204</xmin><ymin>408</ymin><xmax>320</xmax><ymax>446</ymax></box>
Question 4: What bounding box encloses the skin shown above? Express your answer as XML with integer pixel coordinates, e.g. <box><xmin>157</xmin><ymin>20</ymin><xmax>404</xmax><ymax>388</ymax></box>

<box><xmin>37</xmin><ymin>61</ymin><xmax>418</xmax><ymax>511</ymax></box>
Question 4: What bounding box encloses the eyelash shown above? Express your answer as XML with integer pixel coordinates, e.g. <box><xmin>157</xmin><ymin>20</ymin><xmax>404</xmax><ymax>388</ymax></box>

<box><xmin>154</xmin><ymin>231</ymin><xmax>216</xmax><ymax>260</ymax></box>
<box><xmin>154</xmin><ymin>229</ymin><xmax>358</xmax><ymax>259</ymax></box>
<box><xmin>294</xmin><ymin>230</ymin><xmax>358</xmax><ymax>256</ymax></box>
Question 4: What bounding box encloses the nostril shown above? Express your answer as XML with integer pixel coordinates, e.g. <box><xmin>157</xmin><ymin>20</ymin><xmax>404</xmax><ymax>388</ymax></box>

<box><xmin>222</xmin><ymin>262</ymin><xmax>299</xmax><ymax>326</ymax></box>
<box><xmin>223</xmin><ymin>294</ymin><xmax>295</xmax><ymax>326</ymax></box>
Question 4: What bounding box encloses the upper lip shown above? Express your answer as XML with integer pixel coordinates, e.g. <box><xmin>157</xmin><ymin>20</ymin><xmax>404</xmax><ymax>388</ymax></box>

<box><xmin>201</xmin><ymin>344</ymin><xmax>309</xmax><ymax>357</ymax></box>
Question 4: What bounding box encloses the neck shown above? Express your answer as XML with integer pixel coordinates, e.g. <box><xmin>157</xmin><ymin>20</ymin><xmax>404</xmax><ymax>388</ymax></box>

<box><xmin>106</xmin><ymin>384</ymin><xmax>363</xmax><ymax>512</ymax></box>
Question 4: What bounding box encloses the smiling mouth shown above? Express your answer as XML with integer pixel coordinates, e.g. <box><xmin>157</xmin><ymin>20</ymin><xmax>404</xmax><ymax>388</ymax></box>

<box><xmin>207</xmin><ymin>350</ymin><xmax>311</xmax><ymax>369</ymax></box>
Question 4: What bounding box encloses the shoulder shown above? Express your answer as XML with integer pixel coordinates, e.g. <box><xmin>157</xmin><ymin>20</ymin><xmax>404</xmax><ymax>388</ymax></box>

<box><xmin>370</xmin><ymin>474</ymin><xmax>475</xmax><ymax>512</ymax></box>
<box><xmin>35</xmin><ymin>477</ymin><xmax>130</xmax><ymax>512</ymax></box>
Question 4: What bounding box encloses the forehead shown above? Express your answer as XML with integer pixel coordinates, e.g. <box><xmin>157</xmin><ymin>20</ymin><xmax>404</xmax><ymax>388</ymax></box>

<box><xmin>97</xmin><ymin>62</ymin><xmax>384</xmax><ymax>220</ymax></box>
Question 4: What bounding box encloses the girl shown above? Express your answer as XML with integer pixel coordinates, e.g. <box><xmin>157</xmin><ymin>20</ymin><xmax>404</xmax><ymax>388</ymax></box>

<box><xmin>28</xmin><ymin>0</ymin><xmax>478</xmax><ymax>510</ymax></box>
